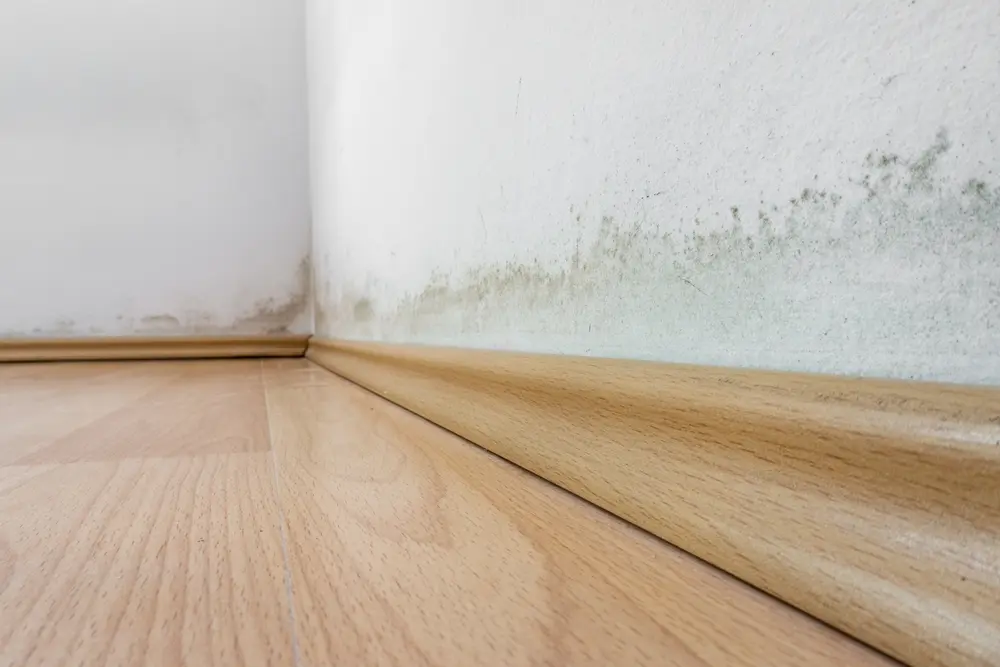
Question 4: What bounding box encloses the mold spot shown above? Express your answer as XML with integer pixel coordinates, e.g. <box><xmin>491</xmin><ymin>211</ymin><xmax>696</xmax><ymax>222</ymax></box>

<box><xmin>964</xmin><ymin>179</ymin><xmax>990</xmax><ymax>199</ymax></box>
<box><xmin>908</xmin><ymin>128</ymin><xmax>951</xmax><ymax>190</ymax></box>
<box><xmin>353</xmin><ymin>299</ymin><xmax>375</xmax><ymax>322</ymax></box>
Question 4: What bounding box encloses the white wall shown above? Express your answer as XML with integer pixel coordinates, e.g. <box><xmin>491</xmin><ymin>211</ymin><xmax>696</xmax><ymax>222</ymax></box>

<box><xmin>309</xmin><ymin>0</ymin><xmax>1000</xmax><ymax>384</ymax></box>
<box><xmin>0</xmin><ymin>0</ymin><xmax>311</xmax><ymax>337</ymax></box>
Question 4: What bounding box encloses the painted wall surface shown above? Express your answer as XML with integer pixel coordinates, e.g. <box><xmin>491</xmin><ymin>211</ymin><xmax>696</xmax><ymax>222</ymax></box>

<box><xmin>309</xmin><ymin>0</ymin><xmax>1000</xmax><ymax>384</ymax></box>
<box><xmin>0</xmin><ymin>0</ymin><xmax>311</xmax><ymax>336</ymax></box>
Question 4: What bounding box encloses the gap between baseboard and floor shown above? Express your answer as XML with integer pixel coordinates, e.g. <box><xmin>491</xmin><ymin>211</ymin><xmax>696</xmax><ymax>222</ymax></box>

<box><xmin>306</xmin><ymin>337</ymin><xmax>1000</xmax><ymax>667</ymax></box>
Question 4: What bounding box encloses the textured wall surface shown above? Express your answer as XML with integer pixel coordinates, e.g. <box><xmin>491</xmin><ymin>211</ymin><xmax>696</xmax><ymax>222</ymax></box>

<box><xmin>0</xmin><ymin>0</ymin><xmax>311</xmax><ymax>336</ymax></box>
<box><xmin>309</xmin><ymin>0</ymin><xmax>1000</xmax><ymax>383</ymax></box>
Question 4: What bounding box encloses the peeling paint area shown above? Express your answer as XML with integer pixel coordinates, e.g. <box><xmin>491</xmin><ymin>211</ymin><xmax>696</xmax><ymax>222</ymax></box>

<box><xmin>317</xmin><ymin>133</ymin><xmax>1000</xmax><ymax>384</ymax></box>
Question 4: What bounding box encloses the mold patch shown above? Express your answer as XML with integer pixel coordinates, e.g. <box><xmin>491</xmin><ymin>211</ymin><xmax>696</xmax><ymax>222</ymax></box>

<box><xmin>353</xmin><ymin>299</ymin><xmax>376</xmax><ymax>323</ymax></box>
<box><xmin>318</xmin><ymin>130</ymin><xmax>1000</xmax><ymax>383</ymax></box>
<box><xmin>233</xmin><ymin>256</ymin><xmax>311</xmax><ymax>334</ymax></box>
<box><xmin>5</xmin><ymin>256</ymin><xmax>313</xmax><ymax>338</ymax></box>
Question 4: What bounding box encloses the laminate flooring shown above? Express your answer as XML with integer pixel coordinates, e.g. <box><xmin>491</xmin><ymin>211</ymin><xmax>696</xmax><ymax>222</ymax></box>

<box><xmin>0</xmin><ymin>359</ymin><xmax>896</xmax><ymax>667</ymax></box>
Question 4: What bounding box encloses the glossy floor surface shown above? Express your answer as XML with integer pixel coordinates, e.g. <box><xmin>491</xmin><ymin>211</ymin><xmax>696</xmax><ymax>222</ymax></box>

<box><xmin>0</xmin><ymin>360</ymin><xmax>895</xmax><ymax>667</ymax></box>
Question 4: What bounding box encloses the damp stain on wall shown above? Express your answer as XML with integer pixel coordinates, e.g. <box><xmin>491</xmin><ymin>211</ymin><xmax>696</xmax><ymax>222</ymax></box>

<box><xmin>9</xmin><ymin>256</ymin><xmax>313</xmax><ymax>338</ymax></box>
<box><xmin>317</xmin><ymin>130</ymin><xmax>1000</xmax><ymax>384</ymax></box>
<box><xmin>232</xmin><ymin>256</ymin><xmax>312</xmax><ymax>334</ymax></box>
<box><xmin>352</xmin><ymin>298</ymin><xmax>376</xmax><ymax>323</ymax></box>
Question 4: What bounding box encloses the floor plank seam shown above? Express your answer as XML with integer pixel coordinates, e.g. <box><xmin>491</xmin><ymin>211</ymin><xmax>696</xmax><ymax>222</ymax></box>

<box><xmin>260</xmin><ymin>360</ymin><xmax>302</xmax><ymax>667</ymax></box>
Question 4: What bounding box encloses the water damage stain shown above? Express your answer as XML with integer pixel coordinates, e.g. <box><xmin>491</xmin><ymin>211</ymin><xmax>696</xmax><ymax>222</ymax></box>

<box><xmin>353</xmin><ymin>299</ymin><xmax>376</xmax><ymax>323</ymax></box>
<box><xmin>233</xmin><ymin>256</ymin><xmax>311</xmax><ymax>334</ymax></box>
<box><xmin>128</xmin><ymin>256</ymin><xmax>311</xmax><ymax>335</ymax></box>
<box><xmin>10</xmin><ymin>256</ymin><xmax>313</xmax><ymax>338</ymax></box>
<box><xmin>319</xmin><ymin>130</ymin><xmax>1000</xmax><ymax>382</ymax></box>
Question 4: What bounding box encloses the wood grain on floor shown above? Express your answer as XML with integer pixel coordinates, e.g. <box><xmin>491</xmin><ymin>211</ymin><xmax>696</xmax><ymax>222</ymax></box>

<box><xmin>0</xmin><ymin>361</ymin><xmax>292</xmax><ymax>667</ymax></box>
<box><xmin>307</xmin><ymin>338</ymin><xmax>1000</xmax><ymax>667</ymax></box>
<box><xmin>0</xmin><ymin>359</ymin><xmax>896</xmax><ymax>666</ymax></box>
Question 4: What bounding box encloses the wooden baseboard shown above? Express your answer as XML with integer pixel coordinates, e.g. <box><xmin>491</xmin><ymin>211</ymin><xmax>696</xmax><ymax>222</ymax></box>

<box><xmin>0</xmin><ymin>335</ymin><xmax>310</xmax><ymax>362</ymax></box>
<box><xmin>307</xmin><ymin>338</ymin><xmax>1000</xmax><ymax>667</ymax></box>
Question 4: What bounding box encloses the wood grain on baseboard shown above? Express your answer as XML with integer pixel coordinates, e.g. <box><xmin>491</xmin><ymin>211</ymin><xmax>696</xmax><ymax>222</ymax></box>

<box><xmin>307</xmin><ymin>338</ymin><xmax>1000</xmax><ymax>667</ymax></box>
<box><xmin>0</xmin><ymin>335</ymin><xmax>309</xmax><ymax>362</ymax></box>
<box><xmin>263</xmin><ymin>360</ymin><xmax>895</xmax><ymax>667</ymax></box>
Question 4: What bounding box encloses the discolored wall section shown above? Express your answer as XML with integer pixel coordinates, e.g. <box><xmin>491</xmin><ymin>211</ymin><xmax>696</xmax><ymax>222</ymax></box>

<box><xmin>308</xmin><ymin>0</ymin><xmax>999</xmax><ymax>383</ymax></box>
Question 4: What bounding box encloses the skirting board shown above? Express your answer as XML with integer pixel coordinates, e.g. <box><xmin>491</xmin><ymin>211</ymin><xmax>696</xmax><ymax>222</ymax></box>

<box><xmin>0</xmin><ymin>335</ymin><xmax>309</xmax><ymax>362</ymax></box>
<box><xmin>308</xmin><ymin>338</ymin><xmax>1000</xmax><ymax>667</ymax></box>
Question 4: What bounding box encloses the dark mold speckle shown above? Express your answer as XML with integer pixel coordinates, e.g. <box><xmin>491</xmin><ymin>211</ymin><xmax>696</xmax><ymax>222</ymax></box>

<box><xmin>6</xmin><ymin>256</ymin><xmax>312</xmax><ymax>338</ymax></box>
<box><xmin>317</xmin><ymin>129</ymin><xmax>1000</xmax><ymax>383</ymax></box>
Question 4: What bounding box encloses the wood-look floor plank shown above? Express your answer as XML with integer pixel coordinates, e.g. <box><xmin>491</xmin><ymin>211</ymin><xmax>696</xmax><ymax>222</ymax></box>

<box><xmin>0</xmin><ymin>359</ymin><xmax>900</xmax><ymax>667</ymax></box>
<box><xmin>260</xmin><ymin>357</ymin><xmax>340</xmax><ymax>388</ymax></box>
<box><xmin>0</xmin><ymin>361</ymin><xmax>294</xmax><ymax>667</ymax></box>
<box><xmin>0</xmin><ymin>362</ymin><xmax>187</xmax><ymax>465</ymax></box>
<box><xmin>0</xmin><ymin>360</ymin><xmax>270</xmax><ymax>465</ymax></box>
<box><xmin>263</xmin><ymin>362</ymin><xmax>895</xmax><ymax>667</ymax></box>
<box><xmin>308</xmin><ymin>338</ymin><xmax>1000</xmax><ymax>667</ymax></box>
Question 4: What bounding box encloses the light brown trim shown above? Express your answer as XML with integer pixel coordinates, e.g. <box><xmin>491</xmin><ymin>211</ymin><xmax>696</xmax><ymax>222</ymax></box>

<box><xmin>0</xmin><ymin>335</ymin><xmax>309</xmax><ymax>362</ymax></box>
<box><xmin>308</xmin><ymin>337</ymin><xmax>1000</xmax><ymax>667</ymax></box>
